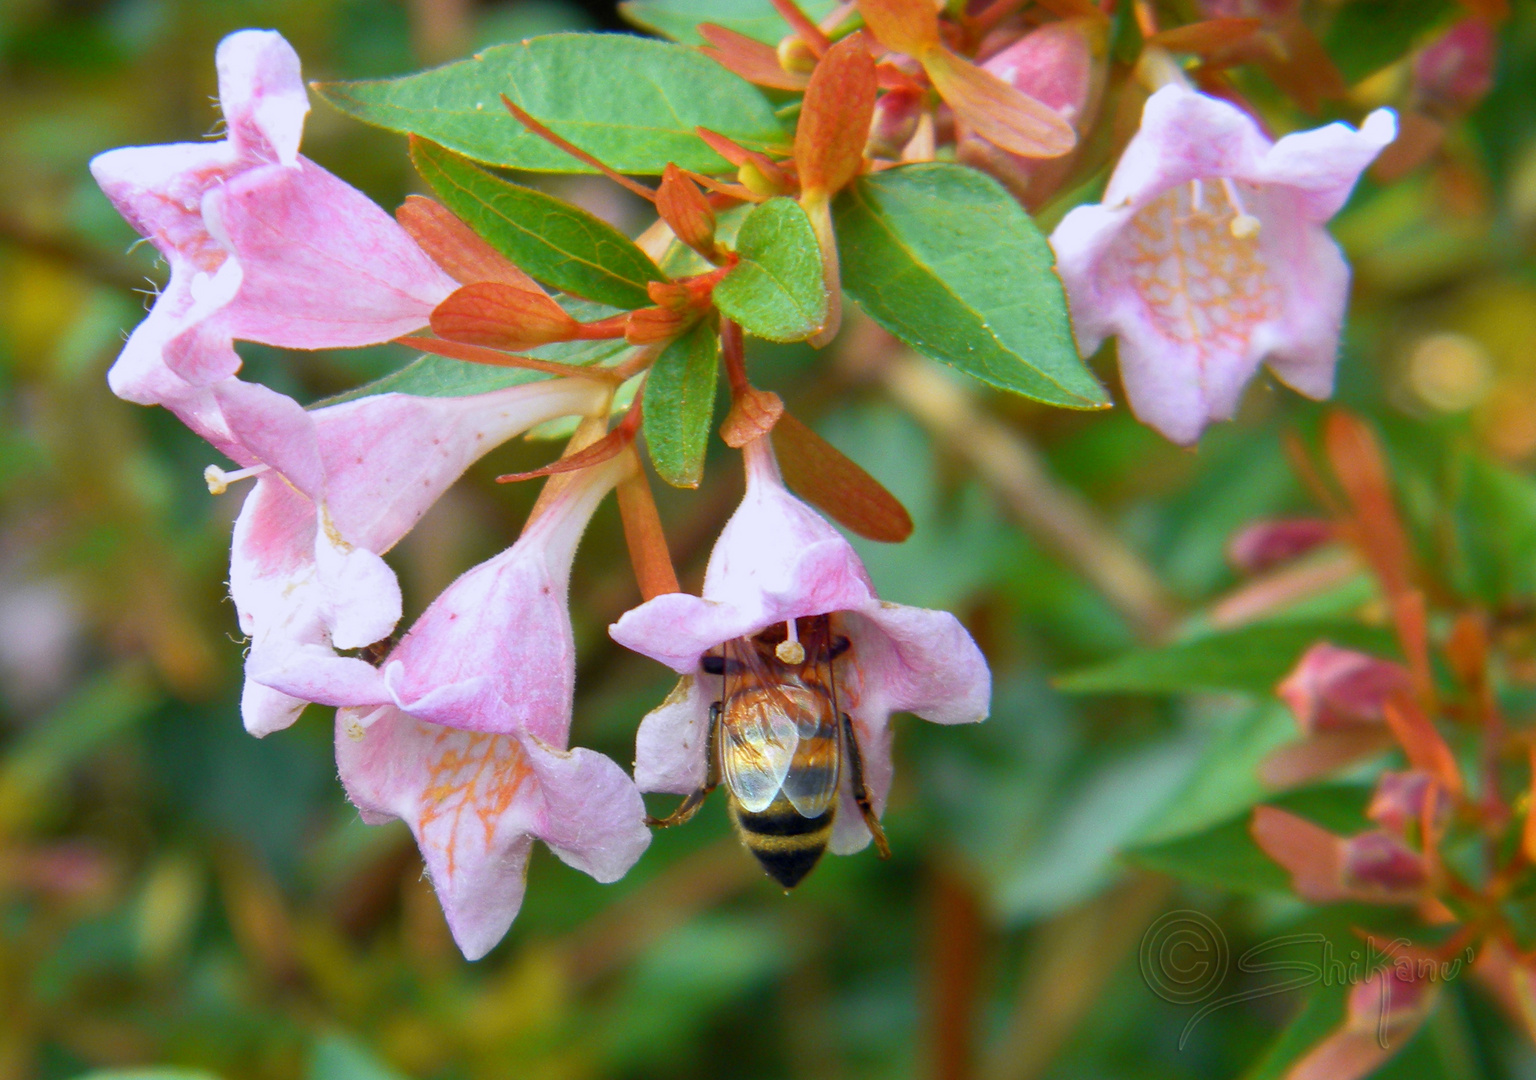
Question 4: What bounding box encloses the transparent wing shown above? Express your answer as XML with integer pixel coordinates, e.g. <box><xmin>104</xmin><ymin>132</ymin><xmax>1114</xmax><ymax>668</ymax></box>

<box><xmin>719</xmin><ymin>636</ymin><xmax>797</xmax><ymax>814</ymax></box>
<box><xmin>719</xmin><ymin>698</ymin><xmax>798</xmax><ymax>813</ymax></box>
<box><xmin>779</xmin><ymin>702</ymin><xmax>840</xmax><ymax>818</ymax></box>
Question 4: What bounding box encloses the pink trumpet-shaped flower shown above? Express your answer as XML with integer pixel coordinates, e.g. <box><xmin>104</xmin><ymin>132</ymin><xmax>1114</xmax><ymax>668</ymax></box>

<box><xmin>333</xmin><ymin>452</ymin><xmax>650</xmax><ymax>960</ymax></box>
<box><xmin>226</xmin><ymin>376</ymin><xmax>611</xmax><ymax>736</ymax></box>
<box><xmin>609</xmin><ymin>438</ymin><xmax>990</xmax><ymax>854</ymax></box>
<box><xmin>336</xmin><ymin>705</ymin><xmax>650</xmax><ymax>959</ymax></box>
<box><xmin>89</xmin><ymin>29</ymin><xmax>455</xmax><ymax>448</ymax></box>
<box><xmin>1049</xmin><ymin>85</ymin><xmax>1395</xmax><ymax>444</ymax></box>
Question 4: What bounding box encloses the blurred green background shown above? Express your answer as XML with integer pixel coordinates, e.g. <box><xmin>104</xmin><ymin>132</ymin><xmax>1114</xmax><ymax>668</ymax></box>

<box><xmin>2</xmin><ymin>0</ymin><xmax>1536</xmax><ymax>1078</ymax></box>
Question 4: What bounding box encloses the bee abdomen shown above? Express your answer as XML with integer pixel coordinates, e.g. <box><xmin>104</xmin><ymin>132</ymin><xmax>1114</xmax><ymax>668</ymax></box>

<box><xmin>730</xmin><ymin>796</ymin><xmax>834</xmax><ymax>889</ymax></box>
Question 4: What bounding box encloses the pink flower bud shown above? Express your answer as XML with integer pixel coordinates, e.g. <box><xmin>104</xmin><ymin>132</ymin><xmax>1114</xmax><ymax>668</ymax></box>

<box><xmin>1368</xmin><ymin>770</ymin><xmax>1451</xmax><ymax>835</ymax></box>
<box><xmin>1413</xmin><ymin>19</ymin><xmax>1497</xmax><ymax>115</ymax></box>
<box><xmin>866</xmin><ymin>87</ymin><xmax>924</xmax><ymax>159</ymax></box>
<box><xmin>963</xmin><ymin>19</ymin><xmax>1105</xmax><ymax>206</ymax></box>
<box><xmin>1226</xmin><ymin>518</ymin><xmax>1333</xmax><ymax>574</ymax></box>
<box><xmin>1277</xmin><ymin>643</ymin><xmax>1413</xmax><ymax>733</ymax></box>
<box><xmin>1340</xmin><ymin>830</ymin><xmax>1429</xmax><ymax>899</ymax></box>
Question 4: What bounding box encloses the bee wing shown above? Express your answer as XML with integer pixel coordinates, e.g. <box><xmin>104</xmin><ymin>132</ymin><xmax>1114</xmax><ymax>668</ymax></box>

<box><xmin>719</xmin><ymin>701</ymin><xmax>799</xmax><ymax>813</ymax></box>
<box><xmin>779</xmin><ymin>710</ymin><xmax>840</xmax><ymax>819</ymax></box>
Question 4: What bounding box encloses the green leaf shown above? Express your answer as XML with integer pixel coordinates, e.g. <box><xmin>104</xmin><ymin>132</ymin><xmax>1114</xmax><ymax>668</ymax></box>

<box><xmin>620</xmin><ymin>0</ymin><xmax>836</xmax><ymax>45</ymax></box>
<box><xmin>713</xmin><ymin>198</ymin><xmax>827</xmax><ymax>343</ymax></box>
<box><xmin>1450</xmin><ymin>452</ymin><xmax>1536</xmax><ymax>604</ymax></box>
<box><xmin>1133</xmin><ymin>703</ymin><xmax>1302</xmax><ymax>847</ymax></box>
<box><xmin>1054</xmin><ymin>620</ymin><xmax>1398</xmax><ymax>696</ymax></box>
<box><xmin>1240</xmin><ymin>982</ymin><xmax>1352</xmax><ymax>1080</ymax></box>
<box><xmin>309</xmin><ymin>1035</ymin><xmax>408</xmax><ymax>1080</ymax></box>
<box><xmin>413</xmin><ymin>140</ymin><xmax>664</xmax><ymax>309</ymax></box>
<box><xmin>315</xmin><ymin>34</ymin><xmax>786</xmax><ymax>176</ymax></box>
<box><xmin>834</xmin><ymin>163</ymin><xmax>1108</xmax><ymax>409</ymax></box>
<box><xmin>643</xmin><ymin>319</ymin><xmax>720</xmax><ymax>488</ymax></box>
<box><xmin>1126</xmin><ymin>784</ymin><xmax>1372</xmax><ymax>894</ymax></box>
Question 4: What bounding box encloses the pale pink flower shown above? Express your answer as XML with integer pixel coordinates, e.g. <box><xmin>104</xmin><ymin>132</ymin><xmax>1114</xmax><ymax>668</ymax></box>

<box><xmin>332</xmin><ymin>452</ymin><xmax>650</xmax><ymax>959</ymax></box>
<box><xmin>608</xmin><ymin>438</ymin><xmax>990</xmax><ymax>854</ymax></box>
<box><xmin>1049</xmin><ymin>85</ymin><xmax>1396</xmax><ymax>444</ymax></box>
<box><xmin>89</xmin><ymin>29</ymin><xmax>455</xmax><ymax>447</ymax></box>
<box><xmin>336</xmin><ymin>704</ymin><xmax>649</xmax><ymax>959</ymax></box>
<box><xmin>225</xmin><ymin>376</ymin><xmax>610</xmax><ymax>736</ymax></box>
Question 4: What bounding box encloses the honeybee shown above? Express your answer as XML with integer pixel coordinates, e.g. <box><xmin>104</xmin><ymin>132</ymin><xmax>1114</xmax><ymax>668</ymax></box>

<box><xmin>649</xmin><ymin>614</ymin><xmax>891</xmax><ymax>888</ymax></box>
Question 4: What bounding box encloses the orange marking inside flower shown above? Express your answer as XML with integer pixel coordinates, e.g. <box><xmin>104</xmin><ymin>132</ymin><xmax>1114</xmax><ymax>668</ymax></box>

<box><xmin>416</xmin><ymin>727</ymin><xmax>532</xmax><ymax>879</ymax></box>
<box><xmin>1123</xmin><ymin>181</ymin><xmax>1279</xmax><ymax>367</ymax></box>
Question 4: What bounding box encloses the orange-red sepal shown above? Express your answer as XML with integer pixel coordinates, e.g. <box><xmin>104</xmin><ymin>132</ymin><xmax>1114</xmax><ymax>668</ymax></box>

<box><xmin>431</xmin><ymin>281</ymin><xmax>578</xmax><ymax>350</ymax></box>
<box><xmin>699</xmin><ymin>24</ymin><xmax>810</xmax><ymax>91</ymax></box>
<box><xmin>795</xmin><ymin>32</ymin><xmax>878</xmax><ymax>196</ymax></box>
<box><xmin>771</xmin><ymin>411</ymin><xmax>913</xmax><ymax>543</ymax></box>
<box><xmin>856</xmin><ymin>0</ymin><xmax>940</xmax><ymax>54</ymax></box>
<box><xmin>497</xmin><ymin>403</ymin><xmax>640</xmax><ymax>483</ymax></box>
<box><xmin>720</xmin><ymin>386</ymin><xmax>785</xmax><ymax>448</ymax></box>
<box><xmin>656</xmin><ymin>164</ymin><xmax>720</xmax><ymax>260</ymax></box>
<box><xmin>395</xmin><ymin>191</ymin><xmax>542</xmax><ymax>291</ymax></box>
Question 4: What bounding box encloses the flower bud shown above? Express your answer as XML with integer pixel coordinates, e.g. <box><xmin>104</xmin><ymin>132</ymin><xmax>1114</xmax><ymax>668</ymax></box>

<box><xmin>963</xmin><ymin>18</ymin><xmax>1106</xmax><ymax>206</ymax></box>
<box><xmin>1368</xmin><ymin>770</ymin><xmax>1451</xmax><ymax>835</ymax></box>
<box><xmin>1340</xmin><ymin>830</ymin><xmax>1429</xmax><ymax>899</ymax></box>
<box><xmin>1413</xmin><ymin>19</ymin><xmax>1497</xmax><ymax>116</ymax></box>
<box><xmin>1226</xmin><ymin>518</ymin><xmax>1333</xmax><ymax>574</ymax></box>
<box><xmin>866</xmin><ymin>87</ymin><xmax>924</xmax><ymax>158</ymax></box>
<box><xmin>1277</xmin><ymin>643</ymin><xmax>1414</xmax><ymax>733</ymax></box>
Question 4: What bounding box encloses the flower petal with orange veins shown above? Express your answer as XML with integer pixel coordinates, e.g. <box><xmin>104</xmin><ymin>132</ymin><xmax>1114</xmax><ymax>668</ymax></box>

<box><xmin>925</xmin><ymin>49</ymin><xmax>1077</xmax><ymax>159</ymax></box>
<box><xmin>336</xmin><ymin>706</ymin><xmax>649</xmax><ymax>960</ymax></box>
<box><xmin>431</xmin><ymin>281</ymin><xmax>579</xmax><ymax>350</ymax></box>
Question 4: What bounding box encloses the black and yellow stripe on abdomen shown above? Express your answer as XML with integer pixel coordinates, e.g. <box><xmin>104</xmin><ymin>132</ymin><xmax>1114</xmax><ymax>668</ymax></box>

<box><xmin>730</xmin><ymin>795</ymin><xmax>834</xmax><ymax>889</ymax></box>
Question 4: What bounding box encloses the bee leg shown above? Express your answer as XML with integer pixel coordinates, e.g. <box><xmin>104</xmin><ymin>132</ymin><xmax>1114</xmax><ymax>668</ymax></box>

<box><xmin>645</xmin><ymin>701</ymin><xmax>722</xmax><ymax>829</ymax></box>
<box><xmin>841</xmin><ymin>711</ymin><xmax>892</xmax><ymax>859</ymax></box>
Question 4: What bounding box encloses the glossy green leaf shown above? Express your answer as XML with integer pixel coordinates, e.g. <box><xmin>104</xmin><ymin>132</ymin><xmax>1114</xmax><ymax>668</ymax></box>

<box><xmin>1054</xmin><ymin>620</ymin><xmax>1398</xmax><ymax>695</ymax></box>
<box><xmin>1126</xmin><ymin>784</ymin><xmax>1372</xmax><ymax>894</ymax></box>
<box><xmin>412</xmin><ymin>140</ymin><xmax>663</xmax><ymax>309</ymax></box>
<box><xmin>643</xmin><ymin>319</ymin><xmax>720</xmax><ymax>488</ymax></box>
<box><xmin>835</xmin><ymin>163</ymin><xmax>1108</xmax><ymax>409</ymax></box>
<box><xmin>315</xmin><ymin>34</ymin><xmax>786</xmax><ymax>175</ymax></box>
<box><xmin>713</xmin><ymin>198</ymin><xmax>827</xmax><ymax>343</ymax></box>
<box><xmin>620</xmin><ymin>0</ymin><xmax>836</xmax><ymax>45</ymax></box>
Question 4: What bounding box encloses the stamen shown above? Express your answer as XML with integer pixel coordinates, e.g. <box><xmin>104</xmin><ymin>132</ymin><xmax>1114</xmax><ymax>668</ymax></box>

<box><xmin>1189</xmin><ymin>179</ymin><xmax>1204</xmax><ymax>213</ymax></box>
<box><xmin>1221</xmin><ymin>178</ymin><xmax>1262</xmax><ymax>239</ymax></box>
<box><xmin>775</xmin><ymin>618</ymin><xmax>805</xmax><ymax>664</ymax></box>
<box><xmin>204</xmin><ymin>463</ymin><xmax>270</xmax><ymax>495</ymax></box>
